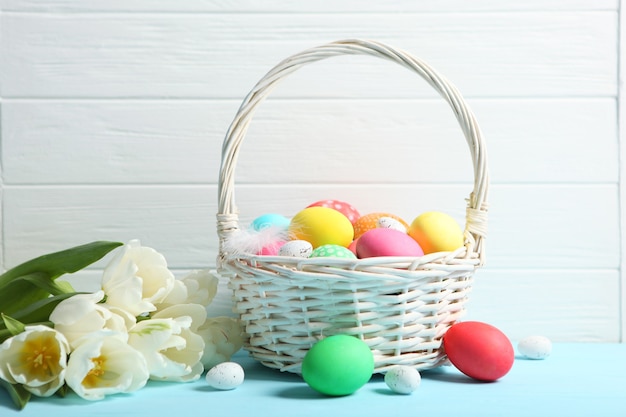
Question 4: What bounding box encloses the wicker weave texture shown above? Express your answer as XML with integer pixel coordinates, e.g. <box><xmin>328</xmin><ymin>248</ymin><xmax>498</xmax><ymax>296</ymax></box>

<box><xmin>217</xmin><ymin>39</ymin><xmax>489</xmax><ymax>373</ymax></box>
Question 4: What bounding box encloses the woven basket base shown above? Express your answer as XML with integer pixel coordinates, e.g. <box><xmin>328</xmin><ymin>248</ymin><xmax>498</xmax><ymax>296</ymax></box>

<box><xmin>225</xmin><ymin>256</ymin><xmax>474</xmax><ymax>374</ymax></box>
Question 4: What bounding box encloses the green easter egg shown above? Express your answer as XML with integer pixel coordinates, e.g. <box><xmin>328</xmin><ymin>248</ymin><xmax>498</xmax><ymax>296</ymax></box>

<box><xmin>301</xmin><ymin>335</ymin><xmax>374</xmax><ymax>396</ymax></box>
<box><xmin>310</xmin><ymin>244</ymin><xmax>357</xmax><ymax>259</ymax></box>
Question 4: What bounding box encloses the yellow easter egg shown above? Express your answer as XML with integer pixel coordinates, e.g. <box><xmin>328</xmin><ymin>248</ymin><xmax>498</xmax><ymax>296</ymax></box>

<box><xmin>408</xmin><ymin>211</ymin><xmax>464</xmax><ymax>254</ymax></box>
<box><xmin>289</xmin><ymin>206</ymin><xmax>354</xmax><ymax>249</ymax></box>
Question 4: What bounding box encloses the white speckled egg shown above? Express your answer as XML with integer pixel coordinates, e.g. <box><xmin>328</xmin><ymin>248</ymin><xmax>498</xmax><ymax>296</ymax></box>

<box><xmin>205</xmin><ymin>362</ymin><xmax>245</xmax><ymax>390</ymax></box>
<box><xmin>278</xmin><ymin>240</ymin><xmax>313</xmax><ymax>257</ymax></box>
<box><xmin>377</xmin><ymin>216</ymin><xmax>407</xmax><ymax>233</ymax></box>
<box><xmin>384</xmin><ymin>366</ymin><xmax>421</xmax><ymax>394</ymax></box>
<box><xmin>518</xmin><ymin>335</ymin><xmax>552</xmax><ymax>360</ymax></box>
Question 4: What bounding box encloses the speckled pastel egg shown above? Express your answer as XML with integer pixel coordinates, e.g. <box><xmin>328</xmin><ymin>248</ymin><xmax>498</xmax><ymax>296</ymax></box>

<box><xmin>205</xmin><ymin>362</ymin><xmax>245</xmax><ymax>390</ymax></box>
<box><xmin>356</xmin><ymin>228</ymin><xmax>424</xmax><ymax>258</ymax></box>
<box><xmin>251</xmin><ymin>213</ymin><xmax>290</xmax><ymax>231</ymax></box>
<box><xmin>518</xmin><ymin>335</ymin><xmax>552</xmax><ymax>360</ymax></box>
<box><xmin>377</xmin><ymin>216</ymin><xmax>407</xmax><ymax>232</ymax></box>
<box><xmin>384</xmin><ymin>366</ymin><xmax>421</xmax><ymax>394</ymax></box>
<box><xmin>307</xmin><ymin>199</ymin><xmax>361</xmax><ymax>224</ymax></box>
<box><xmin>353</xmin><ymin>213</ymin><xmax>409</xmax><ymax>240</ymax></box>
<box><xmin>302</xmin><ymin>335</ymin><xmax>374</xmax><ymax>396</ymax></box>
<box><xmin>278</xmin><ymin>239</ymin><xmax>313</xmax><ymax>257</ymax></box>
<box><xmin>310</xmin><ymin>244</ymin><xmax>357</xmax><ymax>259</ymax></box>
<box><xmin>289</xmin><ymin>206</ymin><xmax>354</xmax><ymax>249</ymax></box>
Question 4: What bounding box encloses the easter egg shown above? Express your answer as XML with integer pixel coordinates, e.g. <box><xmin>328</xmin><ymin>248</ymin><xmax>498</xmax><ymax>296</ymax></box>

<box><xmin>251</xmin><ymin>213</ymin><xmax>290</xmax><ymax>231</ymax></box>
<box><xmin>310</xmin><ymin>244</ymin><xmax>357</xmax><ymax>259</ymax></box>
<box><xmin>384</xmin><ymin>366</ymin><xmax>421</xmax><ymax>394</ymax></box>
<box><xmin>205</xmin><ymin>362</ymin><xmax>245</xmax><ymax>390</ymax></box>
<box><xmin>348</xmin><ymin>239</ymin><xmax>358</xmax><ymax>256</ymax></box>
<box><xmin>408</xmin><ymin>211</ymin><xmax>464</xmax><ymax>254</ymax></box>
<box><xmin>307</xmin><ymin>199</ymin><xmax>361</xmax><ymax>224</ymax></box>
<box><xmin>443</xmin><ymin>321</ymin><xmax>514</xmax><ymax>382</ymax></box>
<box><xmin>377</xmin><ymin>216</ymin><xmax>407</xmax><ymax>232</ymax></box>
<box><xmin>353</xmin><ymin>213</ymin><xmax>409</xmax><ymax>240</ymax></box>
<box><xmin>518</xmin><ymin>335</ymin><xmax>552</xmax><ymax>360</ymax></box>
<box><xmin>356</xmin><ymin>228</ymin><xmax>424</xmax><ymax>258</ymax></box>
<box><xmin>302</xmin><ymin>335</ymin><xmax>374</xmax><ymax>396</ymax></box>
<box><xmin>258</xmin><ymin>240</ymin><xmax>285</xmax><ymax>256</ymax></box>
<box><xmin>289</xmin><ymin>206</ymin><xmax>354</xmax><ymax>249</ymax></box>
<box><xmin>278</xmin><ymin>240</ymin><xmax>313</xmax><ymax>258</ymax></box>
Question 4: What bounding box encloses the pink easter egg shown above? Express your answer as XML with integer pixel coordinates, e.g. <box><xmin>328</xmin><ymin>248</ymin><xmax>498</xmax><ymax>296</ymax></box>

<box><xmin>307</xmin><ymin>199</ymin><xmax>361</xmax><ymax>225</ymax></box>
<box><xmin>258</xmin><ymin>240</ymin><xmax>286</xmax><ymax>256</ymax></box>
<box><xmin>356</xmin><ymin>228</ymin><xmax>424</xmax><ymax>258</ymax></box>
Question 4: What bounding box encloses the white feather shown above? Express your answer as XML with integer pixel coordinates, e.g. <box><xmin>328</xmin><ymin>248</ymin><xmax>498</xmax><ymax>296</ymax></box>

<box><xmin>222</xmin><ymin>226</ymin><xmax>290</xmax><ymax>256</ymax></box>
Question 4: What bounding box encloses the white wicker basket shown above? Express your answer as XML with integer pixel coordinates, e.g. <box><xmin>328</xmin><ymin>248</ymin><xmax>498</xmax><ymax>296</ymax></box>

<box><xmin>217</xmin><ymin>39</ymin><xmax>489</xmax><ymax>374</ymax></box>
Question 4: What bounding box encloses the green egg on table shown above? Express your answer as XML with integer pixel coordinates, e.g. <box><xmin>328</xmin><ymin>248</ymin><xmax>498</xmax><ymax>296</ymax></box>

<box><xmin>301</xmin><ymin>335</ymin><xmax>374</xmax><ymax>396</ymax></box>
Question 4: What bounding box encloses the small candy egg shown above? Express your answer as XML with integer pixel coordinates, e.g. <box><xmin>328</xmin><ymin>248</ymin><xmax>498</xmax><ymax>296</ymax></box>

<box><xmin>353</xmin><ymin>213</ymin><xmax>409</xmax><ymax>240</ymax></box>
<box><xmin>356</xmin><ymin>228</ymin><xmax>424</xmax><ymax>258</ymax></box>
<box><xmin>408</xmin><ymin>211</ymin><xmax>463</xmax><ymax>254</ymax></box>
<box><xmin>289</xmin><ymin>206</ymin><xmax>354</xmax><ymax>249</ymax></box>
<box><xmin>384</xmin><ymin>366</ymin><xmax>421</xmax><ymax>394</ymax></box>
<box><xmin>310</xmin><ymin>244</ymin><xmax>357</xmax><ymax>259</ymax></box>
<box><xmin>518</xmin><ymin>335</ymin><xmax>552</xmax><ymax>360</ymax></box>
<box><xmin>205</xmin><ymin>362</ymin><xmax>245</xmax><ymax>390</ymax></box>
<box><xmin>302</xmin><ymin>335</ymin><xmax>374</xmax><ymax>396</ymax></box>
<box><xmin>251</xmin><ymin>213</ymin><xmax>290</xmax><ymax>231</ymax></box>
<box><xmin>443</xmin><ymin>321</ymin><xmax>514</xmax><ymax>382</ymax></box>
<box><xmin>307</xmin><ymin>199</ymin><xmax>361</xmax><ymax>224</ymax></box>
<box><xmin>278</xmin><ymin>240</ymin><xmax>313</xmax><ymax>257</ymax></box>
<box><xmin>377</xmin><ymin>216</ymin><xmax>407</xmax><ymax>232</ymax></box>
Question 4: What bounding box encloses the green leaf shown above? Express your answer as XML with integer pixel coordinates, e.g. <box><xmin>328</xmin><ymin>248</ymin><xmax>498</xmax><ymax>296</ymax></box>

<box><xmin>0</xmin><ymin>328</ymin><xmax>13</xmax><ymax>343</ymax></box>
<box><xmin>55</xmin><ymin>280</ymin><xmax>76</xmax><ymax>294</ymax></box>
<box><xmin>0</xmin><ymin>379</ymin><xmax>31</xmax><ymax>410</ymax></box>
<box><xmin>1</xmin><ymin>314</ymin><xmax>25</xmax><ymax>336</ymax></box>
<box><xmin>0</xmin><ymin>241</ymin><xmax>123</xmax><ymax>288</ymax></box>
<box><xmin>0</xmin><ymin>280</ymin><xmax>48</xmax><ymax>316</ymax></box>
<box><xmin>16</xmin><ymin>272</ymin><xmax>73</xmax><ymax>297</ymax></box>
<box><xmin>55</xmin><ymin>384</ymin><xmax>69</xmax><ymax>398</ymax></box>
<box><xmin>0</xmin><ymin>292</ymin><xmax>81</xmax><ymax>330</ymax></box>
<box><xmin>0</xmin><ymin>241</ymin><xmax>122</xmax><ymax>315</ymax></box>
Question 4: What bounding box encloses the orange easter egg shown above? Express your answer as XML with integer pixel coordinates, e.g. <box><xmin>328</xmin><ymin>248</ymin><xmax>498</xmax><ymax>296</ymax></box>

<box><xmin>353</xmin><ymin>213</ymin><xmax>409</xmax><ymax>240</ymax></box>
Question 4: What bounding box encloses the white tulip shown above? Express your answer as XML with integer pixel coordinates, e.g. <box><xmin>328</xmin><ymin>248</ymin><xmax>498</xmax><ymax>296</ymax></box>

<box><xmin>179</xmin><ymin>270</ymin><xmax>219</xmax><ymax>307</ymax></box>
<box><xmin>128</xmin><ymin>314</ymin><xmax>204</xmax><ymax>382</ymax></box>
<box><xmin>157</xmin><ymin>269</ymin><xmax>219</xmax><ymax>310</ymax></box>
<box><xmin>49</xmin><ymin>291</ymin><xmax>133</xmax><ymax>349</ymax></box>
<box><xmin>197</xmin><ymin>317</ymin><xmax>244</xmax><ymax>369</ymax></box>
<box><xmin>65</xmin><ymin>331</ymin><xmax>149</xmax><ymax>401</ymax></box>
<box><xmin>0</xmin><ymin>325</ymin><xmax>70</xmax><ymax>397</ymax></box>
<box><xmin>101</xmin><ymin>240</ymin><xmax>175</xmax><ymax>316</ymax></box>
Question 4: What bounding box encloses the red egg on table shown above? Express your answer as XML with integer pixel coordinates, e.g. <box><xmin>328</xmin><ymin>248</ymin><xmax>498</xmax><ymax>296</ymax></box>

<box><xmin>307</xmin><ymin>199</ymin><xmax>361</xmax><ymax>225</ymax></box>
<box><xmin>443</xmin><ymin>321</ymin><xmax>514</xmax><ymax>382</ymax></box>
<box><xmin>356</xmin><ymin>228</ymin><xmax>424</xmax><ymax>258</ymax></box>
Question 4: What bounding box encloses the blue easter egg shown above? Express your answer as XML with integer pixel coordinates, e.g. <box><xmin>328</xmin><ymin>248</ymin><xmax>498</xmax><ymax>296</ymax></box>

<box><xmin>251</xmin><ymin>213</ymin><xmax>290</xmax><ymax>231</ymax></box>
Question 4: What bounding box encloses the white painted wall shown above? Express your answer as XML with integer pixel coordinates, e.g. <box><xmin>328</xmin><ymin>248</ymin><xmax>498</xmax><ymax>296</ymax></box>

<box><xmin>0</xmin><ymin>0</ymin><xmax>622</xmax><ymax>342</ymax></box>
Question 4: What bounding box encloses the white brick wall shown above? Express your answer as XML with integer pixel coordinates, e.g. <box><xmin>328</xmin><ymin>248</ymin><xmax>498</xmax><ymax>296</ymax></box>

<box><xmin>0</xmin><ymin>0</ymin><xmax>622</xmax><ymax>342</ymax></box>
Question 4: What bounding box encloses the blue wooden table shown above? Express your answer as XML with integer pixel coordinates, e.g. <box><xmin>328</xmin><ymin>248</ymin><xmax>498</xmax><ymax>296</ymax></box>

<box><xmin>2</xmin><ymin>343</ymin><xmax>625</xmax><ymax>417</ymax></box>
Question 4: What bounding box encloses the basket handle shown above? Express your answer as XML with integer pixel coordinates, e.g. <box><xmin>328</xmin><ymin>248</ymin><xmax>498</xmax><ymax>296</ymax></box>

<box><xmin>217</xmin><ymin>39</ymin><xmax>489</xmax><ymax>264</ymax></box>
